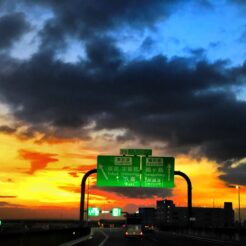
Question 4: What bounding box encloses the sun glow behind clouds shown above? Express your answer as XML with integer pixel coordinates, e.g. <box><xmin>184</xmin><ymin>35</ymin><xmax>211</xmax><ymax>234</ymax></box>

<box><xmin>0</xmin><ymin>0</ymin><xmax>246</xmax><ymax>220</ymax></box>
<box><xmin>16</xmin><ymin>170</ymin><xmax>82</xmax><ymax>204</ymax></box>
<box><xmin>0</xmin><ymin>103</ymin><xmax>14</xmax><ymax>126</ymax></box>
<box><xmin>0</xmin><ymin>103</ymin><xmax>10</xmax><ymax>115</ymax></box>
<box><xmin>0</xmin><ymin>131</ymin><xmax>245</xmax><ymax>218</ymax></box>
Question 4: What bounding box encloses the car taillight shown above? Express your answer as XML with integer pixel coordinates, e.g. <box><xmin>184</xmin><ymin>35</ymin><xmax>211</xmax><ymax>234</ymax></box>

<box><xmin>125</xmin><ymin>232</ymin><xmax>128</xmax><ymax>235</ymax></box>
<box><xmin>140</xmin><ymin>231</ymin><xmax>143</xmax><ymax>235</ymax></box>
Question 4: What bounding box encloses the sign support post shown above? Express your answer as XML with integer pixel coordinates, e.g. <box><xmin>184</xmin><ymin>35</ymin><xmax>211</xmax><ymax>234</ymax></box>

<box><xmin>174</xmin><ymin>171</ymin><xmax>192</xmax><ymax>226</ymax></box>
<box><xmin>80</xmin><ymin>168</ymin><xmax>97</xmax><ymax>223</ymax></box>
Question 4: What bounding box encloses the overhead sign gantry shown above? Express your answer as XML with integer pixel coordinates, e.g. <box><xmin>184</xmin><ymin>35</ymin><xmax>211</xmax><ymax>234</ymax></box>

<box><xmin>80</xmin><ymin>148</ymin><xmax>192</xmax><ymax>225</ymax></box>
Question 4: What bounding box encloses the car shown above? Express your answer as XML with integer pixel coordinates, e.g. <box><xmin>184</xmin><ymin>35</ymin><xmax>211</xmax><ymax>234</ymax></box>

<box><xmin>124</xmin><ymin>215</ymin><xmax>144</xmax><ymax>239</ymax></box>
<box><xmin>125</xmin><ymin>224</ymin><xmax>143</xmax><ymax>238</ymax></box>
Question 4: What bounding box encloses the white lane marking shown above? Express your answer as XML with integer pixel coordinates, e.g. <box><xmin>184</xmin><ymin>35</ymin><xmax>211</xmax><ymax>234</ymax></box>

<box><xmin>98</xmin><ymin>229</ymin><xmax>109</xmax><ymax>246</ymax></box>
<box><xmin>59</xmin><ymin>229</ymin><xmax>93</xmax><ymax>246</ymax></box>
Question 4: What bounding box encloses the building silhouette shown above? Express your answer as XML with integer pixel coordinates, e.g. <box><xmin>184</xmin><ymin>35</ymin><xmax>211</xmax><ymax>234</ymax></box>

<box><xmin>156</xmin><ymin>199</ymin><xmax>234</xmax><ymax>228</ymax></box>
<box><xmin>139</xmin><ymin>207</ymin><xmax>155</xmax><ymax>230</ymax></box>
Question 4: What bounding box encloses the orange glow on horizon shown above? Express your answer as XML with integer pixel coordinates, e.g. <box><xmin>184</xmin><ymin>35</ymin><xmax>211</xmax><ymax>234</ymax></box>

<box><xmin>0</xmin><ymin>131</ymin><xmax>245</xmax><ymax>220</ymax></box>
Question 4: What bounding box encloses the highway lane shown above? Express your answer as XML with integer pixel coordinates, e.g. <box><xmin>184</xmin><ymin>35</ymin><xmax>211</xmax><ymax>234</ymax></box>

<box><xmin>73</xmin><ymin>227</ymin><xmax>241</xmax><ymax>246</ymax></box>
<box><xmin>72</xmin><ymin>227</ymin><xmax>105</xmax><ymax>246</ymax></box>
<box><xmin>73</xmin><ymin>228</ymin><xmax>155</xmax><ymax>246</ymax></box>
<box><xmin>104</xmin><ymin>228</ymin><xmax>155</xmax><ymax>246</ymax></box>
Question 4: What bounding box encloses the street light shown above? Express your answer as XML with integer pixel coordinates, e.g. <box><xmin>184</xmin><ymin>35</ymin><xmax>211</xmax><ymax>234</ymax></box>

<box><xmin>235</xmin><ymin>185</ymin><xmax>241</xmax><ymax>225</ymax></box>
<box><xmin>86</xmin><ymin>178</ymin><xmax>90</xmax><ymax>222</ymax></box>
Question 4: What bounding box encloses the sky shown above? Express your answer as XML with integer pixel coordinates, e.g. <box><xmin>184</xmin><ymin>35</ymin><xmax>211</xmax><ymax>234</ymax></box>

<box><xmin>0</xmin><ymin>0</ymin><xmax>246</xmax><ymax>220</ymax></box>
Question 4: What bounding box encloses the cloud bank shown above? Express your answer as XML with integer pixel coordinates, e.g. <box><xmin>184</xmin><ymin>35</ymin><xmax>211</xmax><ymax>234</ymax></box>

<box><xmin>0</xmin><ymin>0</ymin><xmax>245</xmax><ymax>186</ymax></box>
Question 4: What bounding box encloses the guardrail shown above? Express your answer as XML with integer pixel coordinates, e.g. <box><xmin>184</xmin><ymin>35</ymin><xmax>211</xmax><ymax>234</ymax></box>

<box><xmin>158</xmin><ymin>226</ymin><xmax>246</xmax><ymax>244</ymax></box>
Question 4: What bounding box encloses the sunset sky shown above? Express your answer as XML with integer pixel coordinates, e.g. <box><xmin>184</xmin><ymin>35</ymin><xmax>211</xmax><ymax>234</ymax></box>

<box><xmin>0</xmin><ymin>0</ymin><xmax>246</xmax><ymax>221</ymax></box>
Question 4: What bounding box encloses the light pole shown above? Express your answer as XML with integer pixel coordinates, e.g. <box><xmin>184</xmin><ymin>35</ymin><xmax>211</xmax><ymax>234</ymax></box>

<box><xmin>236</xmin><ymin>185</ymin><xmax>241</xmax><ymax>225</ymax></box>
<box><xmin>86</xmin><ymin>178</ymin><xmax>90</xmax><ymax>222</ymax></box>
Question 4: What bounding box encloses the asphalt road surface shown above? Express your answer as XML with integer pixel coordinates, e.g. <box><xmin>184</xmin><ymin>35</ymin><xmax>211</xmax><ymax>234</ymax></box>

<box><xmin>68</xmin><ymin>227</ymin><xmax>241</xmax><ymax>246</ymax></box>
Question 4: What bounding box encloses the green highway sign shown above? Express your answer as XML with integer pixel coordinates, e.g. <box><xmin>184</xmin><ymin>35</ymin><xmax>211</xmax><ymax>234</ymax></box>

<box><xmin>112</xmin><ymin>208</ymin><xmax>122</xmax><ymax>217</ymax></box>
<box><xmin>142</xmin><ymin>157</ymin><xmax>175</xmax><ymax>188</ymax></box>
<box><xmin>96</xmin><ymin>152</ymin><xmax>175</xmax><ymax>188</ymax></box>
<box><xmin>97</xmin><ymin>155</ymin><xmax>141</xmax><ymax>187</ymax></box>
<box><xmin>88</xmin><ymin>207</ymin><xmax>100</xmax><ymax>216</ymax></box>
<box><xmin>120</xmin><ymin>149</ymin><xmax>152</xmax><ymax>156</ymax></box>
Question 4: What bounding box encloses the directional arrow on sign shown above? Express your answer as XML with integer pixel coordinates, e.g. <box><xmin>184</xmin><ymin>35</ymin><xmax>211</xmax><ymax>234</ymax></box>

<box><xmin>92</xmin><ymin>208</ymin><xmax>100</xmax><ymax>216</ymax></box>
<box><xmin>99</xmin><ymin>164</ymin><xmax>108</xmax><ymax>180</ymax></box>
<box><xmin>102</xmin><ymin>210</ymin><xmax>110</xmax><ymax>214</ymax></box>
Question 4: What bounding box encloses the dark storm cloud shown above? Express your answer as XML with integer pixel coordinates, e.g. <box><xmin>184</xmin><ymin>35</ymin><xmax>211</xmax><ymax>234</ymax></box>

<box><xmin>11</xmin><ymin>0</ymin><xmax>210</xmax><ymax>50</ymax></box>
<box><xmin>185</xmin><ymin>48</ymin><xmax>206</xmax><ymax>58</ymax></box>
<box><xmin>0</xmin><ymin>12</ymin><xmax>30</xmax><ymax>49</ymax></box>
<box><xmin>0</xmin><ymin>125</ymin><xmax>16</xmax><ymax>134</ymax></box>
<box><xmin>59</xmin><ymin>183</ymin><xmax>171</xmax><ymax>199</ymax></box>
<box><xmin>94</xmin><ymin>186</ymin><xmax>172</xmax><ymax>199</ymax></box>
<box><xmin>0</xmin><ymin>124</ymin><xmax>37</xmax><ymax>140</ymax></box>
<box><xmin>85</xmin><ymin>36</ymin><xmax>122</xmax><ymax>71</ymax></box>
<box><xmin>140</xmin><ymin>37</ymin><xmax>157</xmax><ymax>52</ymax></box>
<box><xmin>1</xmin><ymin>43</ymin><xmax>246</xmax><ymax>168</ymax></box>
<box><xmin>220</xmin><ymin>164</ymin><xmax>246</xmax><ymax>186</ymax></box>
<box><xmin>29</xmin><ymin>0</ymin><xmax>178</xmax><ymax>32</ymax></box>
<box><xmin>0</xmin><ymin>0</ymin><xmax>179</xmax><ymax>50</ymax></box>
<box><xmin>0</xmin><ymin>0</ymin><xmax>245</xmax><ymax>188</ymax></box>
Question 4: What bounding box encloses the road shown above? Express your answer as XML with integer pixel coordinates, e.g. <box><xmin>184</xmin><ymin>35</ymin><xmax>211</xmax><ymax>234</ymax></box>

<box><xmin>67</xmin><ymin>227</ymin><xmax>241</xmax><ymax>246</ymax></box>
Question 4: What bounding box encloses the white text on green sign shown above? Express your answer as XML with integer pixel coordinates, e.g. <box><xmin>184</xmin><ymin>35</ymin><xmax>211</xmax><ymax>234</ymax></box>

<box><xmin>88</xmin><ymin>207</ymin><xmax>100</xmax><ymax>216</ymax></box>
<box><xmin>142</xmin><ymin>157</ymin><xmax>174</xmax><ymax>188</ymax></box>
<box><xmin>97</xmin><ymin>155</ymin><xmax>141</xmax><ymax>187</ymax></box>
<box><xmin>120</xmin><ymin>149</ymin><xmax>152</xmax><ymax>156</ymax></box>
<box><xmin>112</xmin><ymin>208</ymin><xmax>122</xmax><ymax>216</ymax></box>
<box><xmin>97</xmin><ymin>155</ymin><xmax>175</xmax><ymax>188</ymax></box>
